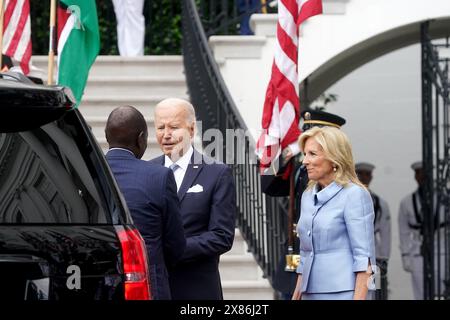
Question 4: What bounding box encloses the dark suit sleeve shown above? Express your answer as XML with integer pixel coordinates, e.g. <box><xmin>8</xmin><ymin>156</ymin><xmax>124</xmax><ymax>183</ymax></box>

<box><xmin>261</xmin><ymin>174</ymin><xmax>290</xmax><ymax>196</ymax></box>
<box><xmin>182</xmin><ymin>166</ymin><xmax>236</xmax><ymax>261</ymax></box>
<box><xmin>162</xmin><ymin>170</ymin><xmax>186</xmax><ymax>266</ymax></box>
<box><xmin>260</xmin><ymin>157</ymin><xmax>293</xmax><ymax>197</ymax></box>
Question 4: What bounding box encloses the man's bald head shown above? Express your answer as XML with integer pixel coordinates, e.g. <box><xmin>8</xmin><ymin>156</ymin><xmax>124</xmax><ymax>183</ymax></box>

<box><xmin>105</xmin><ymin>106</ymin><xmax>148</xmax><ymax>158</ymax></box>
<box><xmin>154</xmin><ymin>98</ymin><xmax>196</xmax><ymax>124</ymax></box>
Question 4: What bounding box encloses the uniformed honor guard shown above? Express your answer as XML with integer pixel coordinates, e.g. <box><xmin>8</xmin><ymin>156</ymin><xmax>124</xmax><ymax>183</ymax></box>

<box><xmin>355</xmin><ymin>162</ymin><xmax>391</xmax><ymax>299</ymax></box>
<box><xmin>112</xmin><ymin>0</ymin><xmax>145</xmax><ymax>57</ymax></box>
<box><xmin>398</xmin><ymin>161</ymin><xmax>447</xmax><ymax>299</ymax></box>
<box><xmin>399</xmin><ymin>161</ymin><xmax>427</xmax><ymax>299</ymax></box>
<box><xmin>261</xmin><ymin>109</ymin><xmax>346</xmax><ymax>299</ymax></box>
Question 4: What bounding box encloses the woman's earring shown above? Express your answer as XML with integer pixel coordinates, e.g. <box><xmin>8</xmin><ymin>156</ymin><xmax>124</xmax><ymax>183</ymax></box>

<box><xmin>333</xmin><ymin>166</ymin><xmax>337</xmax><ymax>172</ymax></box>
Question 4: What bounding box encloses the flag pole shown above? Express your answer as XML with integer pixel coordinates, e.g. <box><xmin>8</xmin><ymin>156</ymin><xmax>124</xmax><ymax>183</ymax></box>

<box><xmin>261</xmin><ymin>0</ymin><xmax>267</xmax><ymax>14</ymax></box>
<box><xmin>284</xmin><ymin>158</ymin><xmax>296</xmax><ymax>271</ymax></box>
<box><xmin>0</xmin><ymin>0</ymin><xmax>5</xmax><ymax>69</ymax></box>
<box><xmin>48</xmin><ymin>0</ymin><xmax>57</xmax><ymax>84</ymax></box>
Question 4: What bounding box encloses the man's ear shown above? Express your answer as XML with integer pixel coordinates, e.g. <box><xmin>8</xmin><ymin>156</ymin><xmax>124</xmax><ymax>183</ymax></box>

<box><xmin>138</xmin><ymin>131</ymin><xmax>147</xmax><ymax>148</ymax></box>
<box><xmin>189</xmin><ymin>121</ymin><xmax>195</xmax><ymax>138</ymax></box>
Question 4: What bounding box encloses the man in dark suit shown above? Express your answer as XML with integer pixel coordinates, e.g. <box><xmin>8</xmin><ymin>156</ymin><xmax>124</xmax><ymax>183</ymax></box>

<box><xmin>105</xmin><ymin>106</ymin><xmax>186</xmax><ymax>300</ymax></box>
<box><xmin>149</xmin><ymin>98</ymin><xmax>236</xmax><ymax>300</ymax></box>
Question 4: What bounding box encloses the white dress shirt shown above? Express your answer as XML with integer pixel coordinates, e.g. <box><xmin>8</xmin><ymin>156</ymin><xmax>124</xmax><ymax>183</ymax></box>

<box><xmin>164</xmin><ymin>146</ymin><xmax>193</xmax><ymax>192</ymax></box>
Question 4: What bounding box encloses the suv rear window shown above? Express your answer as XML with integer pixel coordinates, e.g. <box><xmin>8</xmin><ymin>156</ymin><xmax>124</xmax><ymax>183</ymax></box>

<box><xmin>0</xmin><ymin>111</ymin><xmax>110</xmax><ymax>224</ymax></box>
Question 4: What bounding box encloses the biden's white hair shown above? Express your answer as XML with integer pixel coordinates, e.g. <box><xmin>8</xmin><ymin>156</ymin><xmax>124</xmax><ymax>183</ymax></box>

<box><xmin>155</xmin><ymin>97</ymin><xmax>196</xmax><ymax>124</ymax></box>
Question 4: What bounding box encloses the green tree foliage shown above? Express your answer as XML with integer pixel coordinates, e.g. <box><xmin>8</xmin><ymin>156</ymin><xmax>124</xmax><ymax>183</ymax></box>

<box><xmin>310</xmin><ymin>93</ymin><xmax>339</xmax><ymax>111</ymax></box>
<box><xmin>30</xmin><ymin>0</ymin><xmax>181</xmax><ymax>55</ymax></box>
<box><xmin>144</xmin><ymin>0</ymin><xmax>181</xmax><ymax>55</ymax></box>
<box><xmin>30</xmin><ymin>1</ymin><xmax>50</xmax><ymax>56</ymax></box>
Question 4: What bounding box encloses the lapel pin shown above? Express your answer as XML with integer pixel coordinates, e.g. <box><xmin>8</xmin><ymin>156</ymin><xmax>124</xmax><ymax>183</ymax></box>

<box><xmin>193</xmin><ymin>165</ymin><xmax>199</xmax><ymax>169</ymax></box>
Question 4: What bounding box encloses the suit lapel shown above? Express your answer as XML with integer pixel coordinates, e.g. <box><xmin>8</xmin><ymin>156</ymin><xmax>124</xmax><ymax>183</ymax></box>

<box><xmin>178</xmin><ymin>150</ymin><xmax>204</xmax><ymax>201</ymax></box>
<box><xmin>312</xmin><ymin>182</ymin><xmax>343</xmax><ymax>221</ymax></box>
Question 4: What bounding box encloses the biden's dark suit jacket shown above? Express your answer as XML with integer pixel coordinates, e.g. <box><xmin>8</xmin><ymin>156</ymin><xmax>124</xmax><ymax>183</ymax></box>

<box><xmin>149</xmin><ymin>148</ymin><xmax>236</xmax><ymax>300</ymax></box>
<box><xmin>106</xmin><ymin>149</ymin><xmax>186</xmax><ymax>300</ymax></box>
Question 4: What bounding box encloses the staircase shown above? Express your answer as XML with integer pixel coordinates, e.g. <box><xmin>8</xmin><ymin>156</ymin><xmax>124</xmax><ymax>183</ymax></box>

<box><xmin>31</xmin><ymin>54</ymin><xmax>274</xmax><ymax>299</ymax></box>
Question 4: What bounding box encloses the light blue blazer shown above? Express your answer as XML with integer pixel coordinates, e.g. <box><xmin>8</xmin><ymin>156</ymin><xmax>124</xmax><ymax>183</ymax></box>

<box><xmin>296</xmin><ymin>181</ymin><xmax>376</xmax><ymax>293</ymax></box>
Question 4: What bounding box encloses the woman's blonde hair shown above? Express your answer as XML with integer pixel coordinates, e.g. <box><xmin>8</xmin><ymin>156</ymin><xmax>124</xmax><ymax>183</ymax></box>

<box><xmin>298</xmin><ymin>126</ymin><xmax>365</xmax><ymax>189</ymax></box>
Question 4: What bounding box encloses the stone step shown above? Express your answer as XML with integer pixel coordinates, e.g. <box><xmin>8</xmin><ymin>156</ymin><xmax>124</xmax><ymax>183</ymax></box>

<box><xmin>248</xmin><ymin>1</ymin><xmax>350</xmax><ymax>37</ymax></box>
<box><xmin>222</xmin><ymin>280</ymin><xmax>274</xmax><ymax>300</ymax></box>
<box><xmin>83</xmin><ymin>116</ymin><xmax>155</xmax><ymax>140</ymax></box>
<box><xmin>227</xmin><ymin>228</ymin><xmax>248</xmax><ymax>255</ymax></box>
<box><xmin>219</xmin><ymin>255</ymin><xmax>263</xmax><ymax>281</ymax></box>
<box><xmin>31</xmin><ymin>55</ymin><xmax>185</xmax><ymax>78</ymax></box>
<box><xmin>209</xmin><ymin>36</ymin><xmax>266</xmax><ymax>61</ymax></box>
<box><xmin>78</xmin><ymin>95</ymin><xmax>189</xmax><ymax>117</ymax></box>
<box><xmin>84</xmin><ymin>76</ymin><xmax>188</xmax><ymax>97</ymax></box>
<box><xmin>250</xmin><ymin>14</ymin><xmax>277</xmax><ymax>37</ymax></box>
<box><xmin>96</xmin><ymin>137</ymin><xmax>162</xmax><ymax>159</ymax></box>
<box><xmin>323</xmin><ymin>0</ymin><xmax>350</xmax><ymax>14</ymax></box>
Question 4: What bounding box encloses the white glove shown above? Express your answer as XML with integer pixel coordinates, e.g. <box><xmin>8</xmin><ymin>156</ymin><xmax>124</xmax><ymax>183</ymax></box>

<box><xmin>402</xmin><ymin>255</ymin><xmax>412</xmax><ymax>273</ymax></box>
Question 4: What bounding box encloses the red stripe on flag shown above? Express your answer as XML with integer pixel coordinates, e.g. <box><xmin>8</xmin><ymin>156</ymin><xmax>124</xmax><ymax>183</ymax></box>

<box><xmin>270</xmin><ymin>63</ymin><xmax>299</xmax><ymax>111</ymax></box>
<box><xmin>277</xmin><ymin>25</ymin><xmax>298</xmax><ymax>65</ymax></box>
<box><xmin>19</xmin><ymin>40</ymin><xmax>32</xmax><ymax>74</ymax></box>
<box><xmin>261</xmin><ymin>62</ymin><xmax>299</xmax><ymax>132</ymax></box>
<box><xmin>259</xmin><ymin>61</ymin><xmax>300</xmax><ymax>168</ymax></box>
<box><xmin>5</xmin><ymin>0</ymin><xmax>29</xmax><ymax>57</ymax></box>
<box><xmin>3</xmin><ymin>0</ymin><xmax>18</xmax><ymax>30</ymax></box>
<box><xmin>282</xmin><ymin>0</ymin><xmax>299</xmax><ymax>22</ymax></box>
<box><xmin>57</xmin><ymin>3</ymin><xmax>70</xmax><ymax>42</ymax></box>
<box><xmin>257</xmin><ymin>132</ymin><xmax>281</xmax><ymax>169</ymax></box>
<box><xmin>257</xmin><ymin>0</ymin><xmax>323</xmax><ymax>175</ymax></box>
<box><xmin>282</xmin><ymin>119</ymin><xmax>301</xmax><ymax>148</ymax></box>
<box><xmin>261</xmin><ymin>74</ymin><xmax>275</xmax><ymax>129</ymax></box>
<box><xmin>298</xmin><ymin>0</ymin><xmax>323</xmax><ymax>26</ymax></box>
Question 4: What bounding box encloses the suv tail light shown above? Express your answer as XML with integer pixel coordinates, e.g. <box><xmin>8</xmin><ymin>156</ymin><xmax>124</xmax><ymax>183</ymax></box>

<box><xmin>115</xmin><ymin>226</ymin><xmax>151</xmax><ymax>300</ymax></box>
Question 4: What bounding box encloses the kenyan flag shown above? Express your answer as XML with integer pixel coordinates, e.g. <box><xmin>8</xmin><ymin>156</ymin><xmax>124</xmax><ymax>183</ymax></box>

<box><xmin>57</xmin><ymin>0</ymin><xmax>99</xmax><ymax>107</ymax></box>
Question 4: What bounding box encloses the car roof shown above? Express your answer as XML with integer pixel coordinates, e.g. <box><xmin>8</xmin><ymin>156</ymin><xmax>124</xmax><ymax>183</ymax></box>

<box><xmin>0</xmin><ymin>72</ymin><xmax>73</xmax><ymax>96</ymax></box>
<box><xmin>0</xmin><ymin>72</ymin><xmax>76</xmax><ymax>132</ymax></box>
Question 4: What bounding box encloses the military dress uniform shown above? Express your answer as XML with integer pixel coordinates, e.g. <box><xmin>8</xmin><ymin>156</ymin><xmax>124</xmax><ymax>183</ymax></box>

<box><xmin>398</xmin><ymin>188</ymin><xmax>425</xmax><ymax>299</ymax></box>
<box><xmin>371</xmin><ymin>191</ymin><xmax>391</xmax><ymax>260</ymax></box>
<box><xmin>370</xmin><ymin>190</ymin><xmax>391</xmax><ymax>299</ymax></box>
<box><xmin>398</xmin><ymin>162</ymin><xmax>447</xmax><ymax>299</ymax></box>
<box><xmin>355</xmin><ymin>162</ymin><xmax>392</xmax><ymax>299</ymax></box>
<box><xmin>112</xmin><ymin>0</ymin><xmax>145</xmax><ymax>56</ymax></box>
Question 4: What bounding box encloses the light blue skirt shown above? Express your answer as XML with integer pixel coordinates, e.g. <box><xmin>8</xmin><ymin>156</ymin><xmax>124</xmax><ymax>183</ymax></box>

<box><xmin>301</xmin><ymin>291</ymin><xmax>354</xmax><ymax>300</ymax></box>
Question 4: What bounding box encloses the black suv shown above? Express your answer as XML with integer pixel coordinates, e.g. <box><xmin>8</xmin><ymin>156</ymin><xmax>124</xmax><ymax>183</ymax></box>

<box><xmin>0</xmin><ymin>73</ymin><xmax>150</xmax><ymax>300</ymax></box>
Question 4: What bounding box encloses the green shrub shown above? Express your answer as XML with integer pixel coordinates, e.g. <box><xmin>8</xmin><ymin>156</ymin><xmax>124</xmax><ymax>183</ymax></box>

<box><xmin>30</xmin><ymin>0</ymin><xmax>181</xmax><ymax>55</ymax></box>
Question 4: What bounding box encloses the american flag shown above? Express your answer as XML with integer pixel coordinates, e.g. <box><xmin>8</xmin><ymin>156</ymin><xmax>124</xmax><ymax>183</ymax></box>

<box><xmin>256</xmin><ymin>0</ymin><xmax>322</xmax><ymax>176</ymax></box>
<box><xmin>2</xmin><ymin>0</ymin><xmax>32</xmax><ymax>74</ymax></box>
